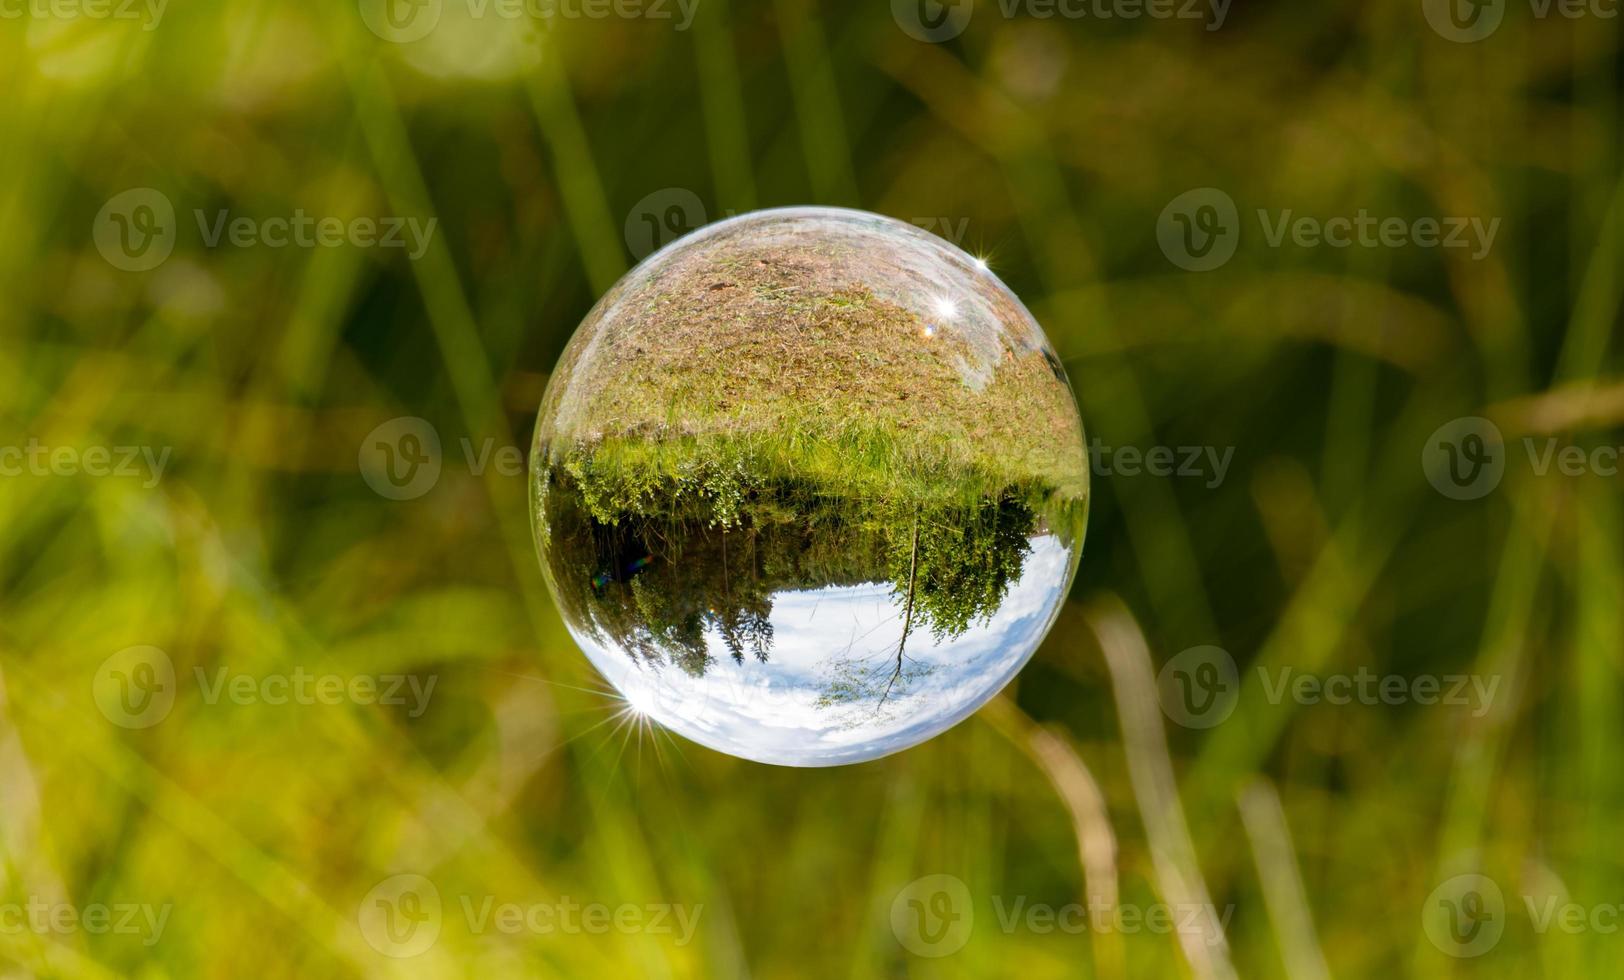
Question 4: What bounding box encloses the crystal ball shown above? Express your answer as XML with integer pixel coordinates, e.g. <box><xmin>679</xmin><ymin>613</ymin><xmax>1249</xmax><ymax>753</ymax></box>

<box><xmin>530</xmin><ymin>207</ymin><xmax>1088</xmax><ymax>766</ymax></box>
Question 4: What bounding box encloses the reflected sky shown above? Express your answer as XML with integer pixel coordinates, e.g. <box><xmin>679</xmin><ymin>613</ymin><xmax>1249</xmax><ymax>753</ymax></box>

<box><xmin>572</xmin><ymin>535</ymin><xmax>1073</xmax><ymax>767</ymax></box>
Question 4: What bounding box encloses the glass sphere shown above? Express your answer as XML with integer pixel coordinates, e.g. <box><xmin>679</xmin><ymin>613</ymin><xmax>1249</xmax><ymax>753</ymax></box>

<box><xmin>530</xmin><ymin>207</ymin><xmax>1088</xmax><ymax>766</ymax></box>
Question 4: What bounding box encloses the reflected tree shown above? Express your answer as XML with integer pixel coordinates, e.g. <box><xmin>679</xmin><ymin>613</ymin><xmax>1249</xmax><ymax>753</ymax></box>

<box><xmin>539</xmin><ymin>464</ymin><xmax>1041</xmax><ymax>700</ymax></box>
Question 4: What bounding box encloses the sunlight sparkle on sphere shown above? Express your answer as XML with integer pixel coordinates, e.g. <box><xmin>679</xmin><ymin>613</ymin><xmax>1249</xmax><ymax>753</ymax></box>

<box><xmin>530</xmin><ymin>207</ymin><xmax>1089</xmax><ymax>766</ymax></box>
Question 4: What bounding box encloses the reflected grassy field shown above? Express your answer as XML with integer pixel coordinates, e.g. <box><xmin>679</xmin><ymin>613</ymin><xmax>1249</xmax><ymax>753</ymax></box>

<box><xmin>2</xmin><ymin>1</ymin><xmax>1623</xmax><ymax>977</ymax></box>
<box><xmin>535</xmin><ymin>206</ymin><xmax>1090</xmax><ymax>519</ymax></box>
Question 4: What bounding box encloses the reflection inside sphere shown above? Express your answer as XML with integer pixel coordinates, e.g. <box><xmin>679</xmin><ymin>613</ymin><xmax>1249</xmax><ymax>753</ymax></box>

<box><xmin>531</xmin><ymin>207</ymin><xmax>1088</xmax><ymax>766</ymax></box>
<box><xmin>539</xmin><ymin>476</ymin><xmax>1081</xmax><ymax>765</ymax></box>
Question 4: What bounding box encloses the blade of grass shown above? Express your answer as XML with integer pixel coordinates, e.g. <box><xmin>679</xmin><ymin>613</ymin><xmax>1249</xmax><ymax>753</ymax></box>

<box><xmin>693</xmin><ymin>0</ymin><xmax>757</xmax><ymax>213</ymax></box>
<box><xmin>1238</xmin><ymin>778</ymin><xmax>1331</xmax><ymax>980</ymax></box>
<box><xmin>771</xmin><ymin>0</ymin><xmax>857</xmax><ymax>204</ymax></box>
<box><xmin>1087</xmin><ymin>595</ymin><xmax>1235</xmax><ymax>980</ymax></box>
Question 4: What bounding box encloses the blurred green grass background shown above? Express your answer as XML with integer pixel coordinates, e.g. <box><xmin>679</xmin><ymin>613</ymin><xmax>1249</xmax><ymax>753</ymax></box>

<box><xmin>2</xmin><ymin>0</ymin><xmax>1623</xmax><ymax>976</ymax></box>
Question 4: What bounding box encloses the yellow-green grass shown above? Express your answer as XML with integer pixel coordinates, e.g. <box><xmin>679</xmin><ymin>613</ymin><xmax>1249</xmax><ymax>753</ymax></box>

<box><xmin>537</xmin><ymin>236</ymin><xmax>1088</xmax><ymax>524</ymax></box>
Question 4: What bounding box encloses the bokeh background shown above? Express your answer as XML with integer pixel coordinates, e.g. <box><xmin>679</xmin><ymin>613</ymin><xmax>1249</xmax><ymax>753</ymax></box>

<box><xmin>3</xmin><ymin>0</ymin><xmax>1623</xmax><ymax>975</ymax></box>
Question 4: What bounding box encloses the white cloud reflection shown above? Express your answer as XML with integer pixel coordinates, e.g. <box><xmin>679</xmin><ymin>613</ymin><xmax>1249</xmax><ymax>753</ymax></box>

<box><xmin>571</xmin><ymin>535</ymin><xmax>1073</xmax><ymax>766</ymax></box>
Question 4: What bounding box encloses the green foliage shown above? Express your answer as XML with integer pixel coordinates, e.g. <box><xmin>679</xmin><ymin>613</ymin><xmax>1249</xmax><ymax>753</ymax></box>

<box><xmin>886</xmin><ymin>499</ymin><xmax>1035</xmax><ymax>641</ymax></box>
<box><xmin>4</xmin><ymin>2</ymin><xmax>1618</xmax><ymax>977</ymax></box>
<box><xmin>539</xmin><ymin>466</ymin><xmax>1055</xmax><ymax>680</ymax></box>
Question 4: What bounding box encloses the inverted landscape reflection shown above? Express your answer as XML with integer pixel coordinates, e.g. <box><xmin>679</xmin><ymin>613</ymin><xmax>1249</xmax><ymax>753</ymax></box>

<box><xmin>564</xmin><ymin>527</ymin><xmax>1076</xmax><ymax>766</ymax></box>
<box><xmin>530</xmin><ymin>207</ymin><xmax>1089</xmax><ymax>766</ymax></box>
